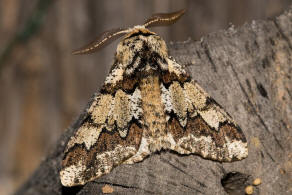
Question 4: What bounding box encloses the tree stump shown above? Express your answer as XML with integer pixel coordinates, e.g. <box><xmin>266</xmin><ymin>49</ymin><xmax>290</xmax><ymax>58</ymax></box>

<box><xmin>16</xmin><ymin>7</ymin><xmax>292</xmax><ymax>195</ymax></box>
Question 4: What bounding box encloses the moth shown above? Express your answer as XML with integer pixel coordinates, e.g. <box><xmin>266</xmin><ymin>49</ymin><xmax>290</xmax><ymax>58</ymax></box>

<box><xmin>60</xmin><ymin>9</ymin><xmax>248</xmax><ymax>187</ymax></box>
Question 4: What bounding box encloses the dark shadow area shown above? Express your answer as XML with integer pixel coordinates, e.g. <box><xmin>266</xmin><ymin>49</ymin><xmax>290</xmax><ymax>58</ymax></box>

<box><xmin>62</xmin><ymin>185</ymin><xmax>83</xmax><ymax>195</ymax></box>
<box><xmin>221</xmin><ymin>172</ymin><xmax>250</xmax><ymax>195</ymax></box>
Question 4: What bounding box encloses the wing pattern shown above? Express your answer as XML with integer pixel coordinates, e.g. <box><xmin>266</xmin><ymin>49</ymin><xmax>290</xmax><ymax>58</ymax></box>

<box><xmin>160</xmin><ymin>59</ymin><xmax>248</xmax><ymax>162</ymax></box>
<box><xmin>60</xmin><ymin>86</ymin><xmax>144</xmax><ymax>186</ymax></box>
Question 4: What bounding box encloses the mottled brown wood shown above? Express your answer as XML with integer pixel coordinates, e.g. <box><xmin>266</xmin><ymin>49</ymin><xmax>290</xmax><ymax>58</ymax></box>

<box><xmin>16</xmin><ymin>6</ymin><xmax>292</xmax><ymax>195</ymax></box>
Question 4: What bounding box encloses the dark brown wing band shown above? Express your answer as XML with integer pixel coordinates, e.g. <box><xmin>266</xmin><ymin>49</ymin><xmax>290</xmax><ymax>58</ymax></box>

<box><xmin>72</xmin><ymin>28</ymin><xmax>127</xmax><ymax>55</ymax></box>
<box><xmin>143</xmin><ymin>9</ymin><xmax>186</xmax><ymax>28</ymax></box>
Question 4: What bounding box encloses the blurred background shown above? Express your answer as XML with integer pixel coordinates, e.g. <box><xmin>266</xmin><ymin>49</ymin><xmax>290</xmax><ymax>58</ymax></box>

<box><xmin>0</xmin><ymin>0</ymin><xmax>291</xmax><ymax>194</ymax></box>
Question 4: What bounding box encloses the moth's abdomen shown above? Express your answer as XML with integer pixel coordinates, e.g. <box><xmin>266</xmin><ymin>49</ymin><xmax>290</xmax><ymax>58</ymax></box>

<box><xmin>139</xmin><ymin>73</ymin><xmax>168</xmax><ymax>152</ymax></box>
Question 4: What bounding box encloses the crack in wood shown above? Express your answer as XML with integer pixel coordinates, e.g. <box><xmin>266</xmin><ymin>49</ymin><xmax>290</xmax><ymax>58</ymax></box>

<box><xmin>229</xmin><ymin>62</ymin><xmax>271</xmax><ymax>134</ymax></box>
<box><xmin>201</xmin><ymin>41</ymin><xmax>217</xmax><ymax>72</ymax></box>
<box><xmin>160</xmin><ymin>157</ymin><xmax>207</xmax><ymax>188</ymax></box>
<box><xmin>181</xmin><ymin>183</ymin><xmax>204</xmax><ymax>194</ymax></box>
<box><xmin>95</xmin><ymin>181</ymin><xmax>155</xmax><ymax>193</ymax></box>
<box><xmin>273</xmin><ymin>19</ymin><xmax>292</xmax><ymax>50</ymax></box>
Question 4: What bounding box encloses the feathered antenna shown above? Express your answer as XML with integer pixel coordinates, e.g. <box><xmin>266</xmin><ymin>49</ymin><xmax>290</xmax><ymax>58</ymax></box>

<box><xmin>72</xmin><ymin>9</ymin><xmax>185</xmax><ymax>55</ymax></box>
<box><xmin>72</xmin><ymin>28</ymin><xmax>128</xmax><ymax>55</ymax></box>
<box><xmin>143</xmin><ymin>9</ymin><xmax>185</xmax><ymax>28</ymax></box>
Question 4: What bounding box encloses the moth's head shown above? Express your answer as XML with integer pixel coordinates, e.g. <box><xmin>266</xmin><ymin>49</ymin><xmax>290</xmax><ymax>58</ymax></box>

<box><xmin>115</xmin><ymin>27</ymin><xmax>168</xmax><ymax>72</ymax></box>
<box><xmin>72</xmin><ymin>9</ymin><xmax>185</xmax><ymax>56</ymax></box>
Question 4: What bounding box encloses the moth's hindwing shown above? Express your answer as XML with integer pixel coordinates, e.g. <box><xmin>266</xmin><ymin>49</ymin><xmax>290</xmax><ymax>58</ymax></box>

<box><xmin>60</xmin><ymin>81</ymin><xmax>144</xmax><ymax>186</ymax></box>
<box><xmin>160</xmin><ymin>59</ymin><xmax>248</xmax><ymax>161</ymax></box>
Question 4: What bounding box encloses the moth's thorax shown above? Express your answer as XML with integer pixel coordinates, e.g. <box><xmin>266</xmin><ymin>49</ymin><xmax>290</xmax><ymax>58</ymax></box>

<box><xmin>104</xmin><ymin>28</ymin><xmax>188</xmax><ymax>91</ymax></box>
<box><xmin>116</xmin><ymin>28</ymin><xmax>168</xmax><ymax>74</ymax></box>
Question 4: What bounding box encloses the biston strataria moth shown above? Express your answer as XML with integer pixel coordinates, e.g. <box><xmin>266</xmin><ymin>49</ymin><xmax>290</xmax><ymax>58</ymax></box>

<box><xmin>60</xmin><ymin>9</ymin><xmax>248</xmax><ymax>187</ymax></box>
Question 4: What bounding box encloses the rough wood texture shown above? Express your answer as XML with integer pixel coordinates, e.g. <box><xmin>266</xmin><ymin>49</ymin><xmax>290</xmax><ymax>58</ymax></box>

<box><xmin>16</xmin><ymin>7</ymin><xmax>292</xmax><ymax>195</ymax></box>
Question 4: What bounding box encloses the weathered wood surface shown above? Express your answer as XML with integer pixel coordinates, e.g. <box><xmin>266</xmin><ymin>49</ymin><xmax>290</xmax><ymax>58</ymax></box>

<box><xmin>16</xmin><ymin>7</ymin><xmax>292</xmax><ymax>195</ymax></box>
